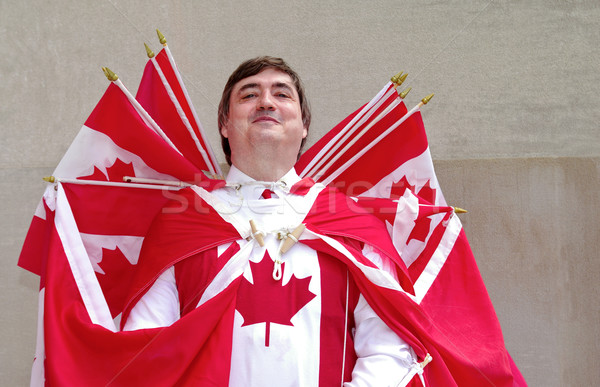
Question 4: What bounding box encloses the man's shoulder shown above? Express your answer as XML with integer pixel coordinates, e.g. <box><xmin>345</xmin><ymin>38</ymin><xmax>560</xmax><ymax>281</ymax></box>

<box><xmin>141</xmin><ymin>186</ymin><xmax>240</xmax><ymax>264</ymax></box>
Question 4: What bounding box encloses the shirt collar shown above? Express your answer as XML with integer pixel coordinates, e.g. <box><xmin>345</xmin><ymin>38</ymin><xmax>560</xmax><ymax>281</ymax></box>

<box><xmin>226</xmin><ymin>165</ymin><xmax>302</xmax><ymax>188</ymax></box>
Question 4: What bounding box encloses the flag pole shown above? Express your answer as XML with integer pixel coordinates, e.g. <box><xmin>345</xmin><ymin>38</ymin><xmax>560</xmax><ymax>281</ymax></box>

<box><xmin>123</xmin><ymin>175</ymin><xmax>191</xmax><ymax>187</ymax></box>
<box><xmin>302</xmin><ymin>86</ymin><xmax>398</xmax><ymax>179</ymax></box>
<box><xmin>300</xmin><ymin>83</ymin><xmax>397</xmax><ymax>178</ymax></box>
<box><xmin>102</xmin><ymin>67</ymin><xmax>184</xmax><ymax>157</ymax></box>
<box><xmin>43</xmin><ymin>176</ymin><xmax>185</xmax><ymax>191</ymax></box>
<box><xmin>157</xmin><ymin>29</ymin><xmax>223</xmax><ymax>177</ymax></box>
<box><xmin>144</xmin><ymin>42</ymin><xmax>217</xmax><ymax>175</ymax></box>
<box><xmin>311</xmin><ymin>97</ymin><xmax>404</xmax><ymax>180</ymax></box>
<box><xmin>321</xmin><ymin>94</ymin><xmax>434</xmax><ymax>186</ymax></box>
<box><xmin>300</xmin><ymin>73</ymin><xmax>409</xmax><ymax>179</ymax></box>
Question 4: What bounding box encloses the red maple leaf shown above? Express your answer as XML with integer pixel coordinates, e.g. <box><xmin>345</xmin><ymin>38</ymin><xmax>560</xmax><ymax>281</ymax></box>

<box><xmin>416</xmin><ymin>180</ymin><xmax>437</xmax><ymax>205</ymax></box>
<box><xmin>106</xmin><ymin>158</ymin><xmax>135</xmax><ymax>181</ymax></box>
<box><xmin>78</xmin><ymin>158</ymin><xmax>135</xmax><ymax>182</ymax></box>
<box><xmin>78</xmin><ymin>166</ymin><xmax>108</xmax><ymax>181</ymax></box>
<box><xmin>406</xmin><ymin>214</ymin><xmax>432</xmax><ymax>244</ymax></box>
<box><xmin>388</xmin><ymin>177</ymin><xmax>437</xmax><ymax>243</ymax></box>
<box><xmin>96</xmin><ymin>246</ymin><xmax>136</xmax><ymax>318</ymax></box>
<box><xmin>236</xmin><ymin>252</ymin><xmax>316</xmax><ymax>347</ymax></box>
<box><xmin>390</xmin><ymin>176</ymin><xmax>416</xmax><ymax>199</ymax></box>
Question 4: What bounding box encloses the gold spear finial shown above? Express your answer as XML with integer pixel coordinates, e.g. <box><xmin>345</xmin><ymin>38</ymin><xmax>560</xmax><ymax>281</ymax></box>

<box><xmin>156</xmin><ymin>29</ymin><xmax>167</xmax><ymax>45</ymax></box>
<box><xmin>453</xmin><ymin>206</ymin><xmax>468</xmax><ymax>214</ymax></box>
<box><xmin>391</xmin><ymin>71</ymin><xmax>403</xmax><ymax>84</ymax></box>
<box><xmin>42</xmin><ymin>176</ymin><xmax>56</xmax><ymax>183</ymax></box>
<box><xmin>102</xmin><ymin>66</ymin><xmax>119</xmax><ymax>82</ymax></box>
<box><xmin>397</xmin><ymin>73</ymin><xmax>408</xmax><ymax>86</ymax></box>
<box><xmin>144</xmin><ymin>43</ymin><xmax>155</xmax><ymax>58</ymax></box>
<box><xmin>399</xmin><ymin>87</ymin><xmax>412</xmax><ymax>99</ymax></box>
<box><xmin>421</xmin><ymin>93</ymin><xmax>434</xmax><ymax>105</ymax></box>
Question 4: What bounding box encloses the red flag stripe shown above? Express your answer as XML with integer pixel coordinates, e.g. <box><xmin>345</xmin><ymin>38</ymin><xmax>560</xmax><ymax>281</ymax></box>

<box><xmin>144</xmin><ymin>56</ymin><xmax>215</xmax><ymax>173</ymax></box>
<box><xmin>54</xmin><ymin>183</ymin><xmax>115</xmax><ymax>329</ymax></box>
<box><xmin>113</xmin><ymin>79</ymin><xmax>183</xmax><ymax>156</ymax></box>
<box><xmin>158</xmin><ymin>47</ymin><xmax>222</xmax><ymax>175</ymax></box>
<box><xmin>412</xmin><ymin>214</ymin><xmax>460</xmax><ymax>303</ymax></box>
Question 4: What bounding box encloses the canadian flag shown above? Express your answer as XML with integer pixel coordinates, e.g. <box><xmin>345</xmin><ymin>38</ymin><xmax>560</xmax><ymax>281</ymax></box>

<box><xmin>296</xmin><ymin>82</ymin><xmax>526</xmax><ymax>385</ymax></box>
<box><xmin>296</xmin><ymin>81</ymin><xmax>409</xmax><ymax>190</ymax></box>
<box><xmin>18</xmin><ymin>81</ymin><xmax>199</xmax><ymax>274</ymax></box>
<box><xmin>18</xmin><ymin>80</ymin><xmax>210</xmax><ymax>385</ymax></box>
<box><xmin>19</xmin><ymin>80</ymin><xmax>204</xmax><ymax>278</ymax></box>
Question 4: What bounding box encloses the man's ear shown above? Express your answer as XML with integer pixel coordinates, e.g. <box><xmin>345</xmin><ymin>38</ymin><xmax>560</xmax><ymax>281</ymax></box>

<box><xmin>220</xmin><ymin>123</ymin><xmax>229</xmax><ymax>138</ymax></box>
<box><xmin>302</xmin><ymin>126</ymin><xmax>308</xmax><ymax>139</ymax></box>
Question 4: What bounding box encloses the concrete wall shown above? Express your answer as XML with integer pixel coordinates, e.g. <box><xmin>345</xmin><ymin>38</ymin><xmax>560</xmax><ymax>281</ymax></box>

<box><xmin>1</xmin><ymin>1</ymin><xmax>598</xmax><ymax>385</ymax></box>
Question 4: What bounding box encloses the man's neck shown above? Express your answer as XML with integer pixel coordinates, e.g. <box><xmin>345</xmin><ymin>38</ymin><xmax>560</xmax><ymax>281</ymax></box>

<box><xmin>230</xmin><ymin>154</ymin><xmax>296</xmax><ymax>182</ymax></box>
<box><xmin>231</xmin><ymin>162</ymin><xmax>291</xmax><ymax>182</ymax></box>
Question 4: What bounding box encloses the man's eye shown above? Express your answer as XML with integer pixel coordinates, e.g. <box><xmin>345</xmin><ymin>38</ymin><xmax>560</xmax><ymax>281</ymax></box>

<box><xmin>242</xmin><ymin>93</ymin><xmax>256</xmax><ymax>99</ymax></box>
<box><xmin>276</xmin><ymin>93</ymin><xmax>290</xmax><ymax>98</ymax></box>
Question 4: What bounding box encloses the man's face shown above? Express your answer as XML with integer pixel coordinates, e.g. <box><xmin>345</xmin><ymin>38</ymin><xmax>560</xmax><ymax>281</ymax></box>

<box><xmin>221</xmin><ymin>68</ymin><xmax>308</xmax><ymax>166</ymax></box>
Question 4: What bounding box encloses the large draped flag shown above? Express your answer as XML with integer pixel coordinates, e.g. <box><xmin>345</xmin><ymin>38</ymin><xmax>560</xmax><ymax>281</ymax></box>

<box><xmin>297</xmin><ymin>79</ymin><xmax>526</xmax><ymax>385</ymax></box>
<box><xmin>17</xmin><ymin>74</ymin><xmax>221</xmax><ymax>384</ymax></box>
<box><xmin>18</xmin><ymin>34</ymin><xmax>525</xmax><ymax>385</ymax></box>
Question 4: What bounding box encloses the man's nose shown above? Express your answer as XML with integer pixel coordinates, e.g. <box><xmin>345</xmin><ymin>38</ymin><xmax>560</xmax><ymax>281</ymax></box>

<box><xmin>258</xmin><ymin>93</ymin><xmax>275</xmax><ymax>110</ymax></box>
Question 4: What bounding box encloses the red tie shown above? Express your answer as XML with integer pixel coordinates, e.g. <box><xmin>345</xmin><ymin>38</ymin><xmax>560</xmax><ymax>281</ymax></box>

<box><xmin>261</xmin><ymin>189</ymin><xmax>275</xmax><ymax>199</ymax></box>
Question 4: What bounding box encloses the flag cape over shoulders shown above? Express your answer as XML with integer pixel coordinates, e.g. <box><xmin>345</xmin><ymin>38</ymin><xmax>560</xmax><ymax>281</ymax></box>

<box><xmin>122</xmin><ymin>183</ymin><xmax>515</xmax><ymax>386</ymax></box>
<box><xmin>121</xmin><ymin>185</ymin><xmax>415</xmax><ymax>324</ymax></box>
<box><xmin>18</xmin><ymin>39</ymin><xmax>526</xmax><ymax>386</ymax></box>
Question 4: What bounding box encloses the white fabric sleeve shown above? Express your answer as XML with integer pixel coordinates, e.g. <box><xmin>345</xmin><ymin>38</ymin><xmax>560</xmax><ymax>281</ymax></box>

<box><xmin>344</xmin><ymin>295</ymin><xmax>417</xmax><ymax>387</ymax></box>
<box><xmin>344</xmin><ymin>244</ymin><xmax>419</xmax><ymax>386</ymax></box>
<box><xmin>122</xmin><ymin>266</ymin><xmax>180</xmax><ymax>331</ymax></box>
<box><xmin>361</xmin><ymin>243</ymin><xmax>399</xmax><ymax>282</ymax></box>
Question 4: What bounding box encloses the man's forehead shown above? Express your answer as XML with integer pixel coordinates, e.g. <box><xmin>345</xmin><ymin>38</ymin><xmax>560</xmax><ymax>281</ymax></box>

<box><xmin>233</xmin><ymin>68</ymin><xmax>296</xmax><ymax>91</ymax></box>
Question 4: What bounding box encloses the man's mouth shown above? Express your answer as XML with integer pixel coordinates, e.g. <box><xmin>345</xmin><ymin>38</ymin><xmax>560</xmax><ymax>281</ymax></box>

<box><xmin>252</xmin><ymin>114</ymin><xmax>280</xmax><ymax>124</ymax></box>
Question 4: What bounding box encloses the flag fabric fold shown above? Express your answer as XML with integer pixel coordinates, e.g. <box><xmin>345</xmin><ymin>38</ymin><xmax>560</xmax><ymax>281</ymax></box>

<box><xmin>296</xmin><ymin>81</ymin><xmax>524</xmax><ymax>384</ymax></box>
<box><xmin>18</xmin><ymin>78</ymin><xmax>221</xmax><ymax>385</ymax></box>
<box><xmin>43</xmin><ymin>187</ymin><xmax>238</xmax><ymax>385</ymax></box>
<box><xmin>18</xmin><ymin>81</ymin><xmax>203</xmax><ymax>277</ymax></box>
<box><xmin>296</xmin><ymin>82</ymin><xmax>408</xmax><ymax>187</ymax></box>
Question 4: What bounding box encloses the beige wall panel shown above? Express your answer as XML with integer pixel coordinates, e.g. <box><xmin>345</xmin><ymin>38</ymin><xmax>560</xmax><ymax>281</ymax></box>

<box><xmin>435</xmin><ymin>157</ymin><xmax>599</xmax><ymax>386</ymax></box>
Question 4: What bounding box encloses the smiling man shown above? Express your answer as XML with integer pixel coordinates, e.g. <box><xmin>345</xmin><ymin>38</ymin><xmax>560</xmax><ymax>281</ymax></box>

<box><xmin>219</xmin><ymin>60</ymin><xmax>310</xmax><ymax>181</ymax></box>
<box><xmin>124</xmin><ymin>57</ymin><xmax>419</xmax><ymax>386</ymax></box>
<box><xmin>220</xmin><ymin>67</ymin><xmax>307</xmax><ymax>180</ymax></box>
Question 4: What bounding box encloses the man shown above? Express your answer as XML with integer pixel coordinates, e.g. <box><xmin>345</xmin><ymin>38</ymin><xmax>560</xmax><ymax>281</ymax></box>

<box><xmin>123</xmin><ymin>57</ymin><xmax>422</xmax><ymax>385</ymax></box>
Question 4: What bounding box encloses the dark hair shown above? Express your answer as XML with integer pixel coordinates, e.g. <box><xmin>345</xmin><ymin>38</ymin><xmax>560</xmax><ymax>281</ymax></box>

<box><xmin>218</xmin><ymin>56</ymin><xmax>311</xmax><ymax>165</ymax></box>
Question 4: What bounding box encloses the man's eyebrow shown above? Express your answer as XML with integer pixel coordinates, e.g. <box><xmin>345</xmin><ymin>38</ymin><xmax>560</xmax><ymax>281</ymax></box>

<box><xmin>238</xmin><ymin>82</ymin><xmax>259</xmax><ymax>93</ymax></box>
<box><xmin>236</xmin><ymin>82</ymin><xmax>295</xmax><ymax>93</ymax></box>
<box><xmin>272</xmin><ymin>82</ymin><xmax>294</xmax><ymax>92</ymax></box>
